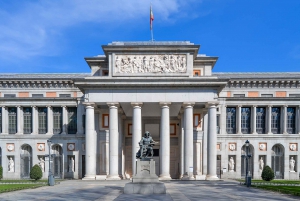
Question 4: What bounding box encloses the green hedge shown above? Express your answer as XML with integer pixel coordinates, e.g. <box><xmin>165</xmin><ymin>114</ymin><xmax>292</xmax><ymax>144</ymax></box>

<box><xmin>261</xmin><ymin>165</ymin><xmax>274</xmax><ymax>181</ymax></box>
<box><xmin>30</xmin><ymin>164</ymin><xmax>43</xmax><ymax>180</ymax></box>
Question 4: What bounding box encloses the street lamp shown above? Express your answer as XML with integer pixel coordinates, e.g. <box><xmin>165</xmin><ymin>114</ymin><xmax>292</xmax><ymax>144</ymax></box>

<box><xmin>47</xmin><ymin>140</ymin><xmax>55</xmax><ymax>186</ymax></box>
<box><xmin>242</xmin><ymin>139</ymin><xmax>252</xmax><ymax>187</ymax></box>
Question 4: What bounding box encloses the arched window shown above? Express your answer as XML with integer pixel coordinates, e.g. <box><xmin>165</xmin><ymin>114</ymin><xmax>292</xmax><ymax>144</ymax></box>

<box><xmin>272</xmin><ymin>144</ymin><xmax>284</xmax><ymax>179</ymax></box>
<box><xmin>52</xmin><ymin>145</ymin><xmax>63</xmax><ymax>178</ymax></box>
<box><xmin>20</xmin><ymin>144</ymin><xmax>32</xmax><ymax>178</ymax></box>
<box><xmin>241</xmin><ymin>144</ymin><xmax>254</xmax><ymax>178</ymax></box>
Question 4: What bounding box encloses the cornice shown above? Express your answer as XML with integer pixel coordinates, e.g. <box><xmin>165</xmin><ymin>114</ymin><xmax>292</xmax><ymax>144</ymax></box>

<box><xmin>0</xmin><ymin>80</ymin><xmax>75</xmax><ymax>89</ymax></box>
<box><xmin>225</xmin><ymin>80</ymin><xmax>300</xmax><ymax>89</ymax></box>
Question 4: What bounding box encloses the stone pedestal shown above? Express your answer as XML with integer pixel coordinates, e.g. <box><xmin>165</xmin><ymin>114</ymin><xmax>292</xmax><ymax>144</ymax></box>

<box><xmin>289</xmin><ymin>172</ymin><xmax>298</xmax><ymax>180</ymax></box>
<box><xmin>124</xmin><ymin>159</ymin><xmax>166</xmax><ymax>194</ymax></box>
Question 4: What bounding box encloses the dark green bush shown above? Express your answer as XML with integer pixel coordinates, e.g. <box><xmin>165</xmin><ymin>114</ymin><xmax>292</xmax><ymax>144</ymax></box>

<box><xmin>261</xmin><ymin>165</ymin><xmax>274</xmax><ymax>181</ymax></box>
<box><xmin>0</xmin><ymin>166</ymin><xmax>3</xmax><ymax>180</ymax></box>
<box><xmin>30</xmin><ymin>164</ymin><xmax>42</xmax><ymax>180</ymax></box>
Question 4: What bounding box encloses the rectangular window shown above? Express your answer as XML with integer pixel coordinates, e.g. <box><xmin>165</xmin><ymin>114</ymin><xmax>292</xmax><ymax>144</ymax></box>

<box><xmin>289</xmin><ymin>94</ymin><xmax>300</xmax><ymax>97</ymax></box>
<box><xmin>287</xmin><ymin>107</ymin><xmax>296</xmax><ymax>134</ymax></box>
<box><xmin>67</xmin><ymin>107</ymin><xmax>77</xmax><ymax>134</ymax></box>
<box><xmin>261</xmin><ymin>94</ymin><xmax>273</xmax><ymax>97</ymax></box>
<box><xmin>32</xmin><ymin>94</ymin><xmax>44</xmax><ymax>98</ymax></box>
<box><xmin>226</xmin><ymin>107</ymin><xmax>236</xmax><ymax>134</ymax></box>
<box><xmin>271</xmin><ymin>107</ymin><xmax>281</xmax><ymax>134</ymax></box>
<box><xmin>217</xmin><ymin>114</ymin><xmax>220</xmax><ymax>134</ymax></box>
<box><xmin>59</xmin><ymin>94</ymin><xmax>71</xmax><ymax>98</ymax></box>
<box><xmin>256</xmin><ymin>107</ymin><xmax>266</xmax><ymax>134</ymax></box>
<box><xmin>102</xmin><ymin>114</ymin><xmax>109</xmax><ymax>128</ymax></box>
<box><xmin>38</xmin><ymin>107</ymin><xmax>47</xmax><ymax>134</ymax></box>
<box><xmin>53</xmin><ymin>107</ymin><xmax>62</xmax><ymax>134</ymax></box>
<box><xmin>0</xmin><ymin>108</ymin><xmax>2</xmax><ymax>133</ymax></box>
<box><xmin>233</xmin><ymin>94</ymin><xmax>245</xmax><ymax>97</ymax></box>
<box><xmin>241</xmin><ymin>107</ymin><xmax>251</xmax><ymax>134</ymax></box>
<box><xmin>8</xmin><ymin>107</ymin><xmax>17</xmax><ymax>134</ymax></box>
<box><xmin>4</xmin><ymin>94</ymin><xmax>16</xmax><ymax>98</ymax></box>
<box><xmin>23</xmin><ymin>107</ymin><xmax>32</xmax><ymax>134</ymax></box>
<box><xmin>82</xmin><ymin>114</ymin><xmax>85</xmax><ymax>134</ymax></box>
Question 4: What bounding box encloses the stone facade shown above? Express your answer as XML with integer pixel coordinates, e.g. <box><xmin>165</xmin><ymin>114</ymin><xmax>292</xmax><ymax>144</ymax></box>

<box><xmin>0</xmin><ymin>41</ymin><xmax>299</xmax><ymax>180</ymax></box>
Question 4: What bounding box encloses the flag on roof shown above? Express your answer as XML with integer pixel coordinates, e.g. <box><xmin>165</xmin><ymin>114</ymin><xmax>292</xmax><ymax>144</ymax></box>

<box><xmin>150</xmin><ymin>5</ymin><xmax>154</xmax><ymax>30</ymax></box>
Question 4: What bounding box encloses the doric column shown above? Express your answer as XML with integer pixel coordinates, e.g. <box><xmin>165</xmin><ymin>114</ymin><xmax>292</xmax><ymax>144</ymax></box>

<box><xmin>118</xmin><ymin>111</ymin><xmax>125</xmax><ymax>178</ymax></box>
<box><xmin>252</xmin><ymin>105</ymin><xmax>257</xmax><ymax>134</ymax></box>
<box><xmin>297</xmin><ymin>106</ymin><xmax>300</xmax><ymax>134</ymax></box>
<box><xmin>61</xmin><ymin>106</ymin><xmax>67</xmax><ymax>135</ymax></box>
<box><xmin>1</xmin><ymin>106</ymin><xmax>8</xmax><ymax>134</ymax></box>
<box><xmin>237</xmin><ymin>105</ymin><xmax>242</xmax><ymax>134</ymax></box>
<box><xmin>159</xmin><ymin>102</ymin><xmax>172</xmax><ymax>180</ymax></box>
<box><xmin>182</xmin><ymin>102</ymin><xmax>194</xmax><ymax>179</ymax></box>
<box><xmin>202</xmin><ymin>109</ymin><xmax>208</xmax><ymax>175</ymax></box>
<box><xmin>267</xmin><ymin>105</ymin><xmax>272</xmax><ymax>134</ymax></box>
<box><xmin>179</xmin><ymin>109</ymin><xmax>184</xmax><ymax>178</ymax></box>
<box><xmin>46</xmin><ymin>106</ymin><xmax>53</xmax><ymax>135</ymax></box>
<box><xmin>83</xmin><ymin>103</ymin><xmax>96</xmax><ymax>180</ymax></box>
<box><xmin>206</xmin><ymin>102</ymin><xmax>219</xmax><ymax>180</ymax></box>
<box><xmin>31</xmin><ymin>106</ymin><xmax>38</xmax><ymax>134</ymax></box>
<box><xmin>16</xmin><ymin>106</ymin><xmax>22</xmax><ymax>134</ymax></box>
<box><xmin>283</xmin><ymin>105</ymin><xmax>287</xmax><ymax>134</ymax></box>
<box><xmin>107</xmin><ymin>103</ymin><xmax>121</xmax><ymax>180</ymax></box>
<box><xmin>131</xmin><ymin>102</ymin><xmax>143</xmax><ymax>176</ymax></box>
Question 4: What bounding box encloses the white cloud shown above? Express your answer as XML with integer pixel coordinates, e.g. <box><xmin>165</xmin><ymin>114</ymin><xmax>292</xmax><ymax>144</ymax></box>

<box><xmin>0</xmin><ymin>0</ymin><xmax>202</xmax><ymax>62</ymax></box>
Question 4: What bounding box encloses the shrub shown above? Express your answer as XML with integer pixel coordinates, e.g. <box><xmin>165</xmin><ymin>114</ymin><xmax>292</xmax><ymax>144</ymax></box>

<box><xmin>30</xmin><ymin>164</ymin><xmax>43</xmax><ymax>180</ymax></box>
<box><xmin>261</xmin><ymin>165</ymin><xmax>274</xmax><ymax>181</ymax></box>
<box><xmin>0</xmin><ymin>166</ymin><xmax>3</xmax><ymax>180</ymax></box>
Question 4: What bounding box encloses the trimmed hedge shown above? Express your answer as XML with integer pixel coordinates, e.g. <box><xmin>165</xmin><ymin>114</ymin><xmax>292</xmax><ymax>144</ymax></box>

<box><xmin>30</xmin><ymin>164</ymin><xmax>43</xmax><ymax>180</ymax></box>
<box><xmin>0</xmin><ymin>166</ymin><xmax>3</xmax><ymax>180</ymax></box>
<box><xmin>261</xmin><ymin>165</ymin><xmax>274</xmax><ymax>181</ymax></box>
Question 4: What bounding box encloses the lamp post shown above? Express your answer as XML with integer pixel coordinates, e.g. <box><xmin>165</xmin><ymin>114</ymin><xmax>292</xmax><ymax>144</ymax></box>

<box><xmin>47</xmin><ymin>140</ymin><xmax>55</xmax><ymax>186</ymax></box>
<box><xmin>242</xmin><ymin>140</ymin><xmax>252</xmax><ymax>187</ymax></box>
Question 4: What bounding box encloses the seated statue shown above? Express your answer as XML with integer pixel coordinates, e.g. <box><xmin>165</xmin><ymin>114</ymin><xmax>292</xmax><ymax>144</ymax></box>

<box><xmin>136</xmin><ymin>131</ymin><xmax>157</xmax><ymax>160</ymax></box>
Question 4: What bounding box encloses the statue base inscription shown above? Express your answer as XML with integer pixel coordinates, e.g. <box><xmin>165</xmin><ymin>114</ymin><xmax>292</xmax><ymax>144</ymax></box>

<box><xmin>124</xmin><ymin>159</ymin><xmax>166</xmax><ymax>194</ymax></box>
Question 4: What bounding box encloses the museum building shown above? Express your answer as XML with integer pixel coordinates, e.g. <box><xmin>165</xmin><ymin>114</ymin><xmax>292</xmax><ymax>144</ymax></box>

<box><xmin>0</xmin><ymin>41</ymin><xmax>299</xmax><ymax>180</ymax></box>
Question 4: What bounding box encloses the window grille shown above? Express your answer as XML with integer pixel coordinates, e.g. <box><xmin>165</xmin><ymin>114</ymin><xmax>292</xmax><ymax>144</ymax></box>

<box><xmin>8</xmin><ymin>107</ymin><xmax>17</xmax><ymax>134</ymax></box>
<box><xmin>287</xmin><ymin>107</ymin><xmax>296</xmax><ymax>134</ymax></box>
<box><xmin>233</xmin><ymin>94</ymin><xmax>245</xmax><ymax>97</ymax></box>
<box><xmin>261</xmin><ymin>94</ymin><xmax>273</xmax><ymax>97</ymax></box>
<box><xmin>4</xmin><ymin>94</ymin><xmax>16</xmax><ymax>98</ymax></box>
<box><xmin>226</xmin><ymin>107</ymin><xmax>236</xmax><ymax>134</ymax></box>
<box><xmin>38</xmin><ymin>107</ymin><xmax>47</xmax><ymax>134</ymax></box>
<box><xmin>23</xmin><ymin>107</ymin><xmax>32</xmax><ymax>134</ymax></box>
<box><xmin>289</xmin><ymin>94</ymin><xmax>300</xmax><ymax>97</ymax></box>
<box><xmin>32</xmin><ymin>94</ymin><xmax>43</xmax><ymax>98</ymax></box>
<box><xmin>67</xmin><ymin>107</ymin><xmax>77</xmax><ymax>134</ymax></box>
<box><xmin>0</xmin><ymin>108</ymin><xmax>2</xmax><ymax>133</ymax></box>
<box><xmin>256</xmin><ymin>107</ymin><xmax>266</xmax><ymax>134</ymax></box>
<box><xmin>216</xmin><ymin>115</ymin><xmax>220</xmax><ymax>134</ymax></box>
<box><xmin>20</xmin><ymin>145</ymin><xmax>32</xmax><ymax>178</ymax></box>
<box><xmin>271</xmin><ymin>107</ymin><xmax>281</xmax><ymax>134</ymax></box>
<box><xmin>53</xmin><ymin>107</ymin><xmax>62</xmax><ymax>134</ymax></box>
<box><xmin>271</xmin><ymin>145</ymin><xmax>284</xmax><ymax>179</ymax></box>
<box><xmin>241</xmin><ymin>107</ymin><xmax>251</xmax><ymax>134</ymax></box>
<box><xmin>59</xmin><ymin>94</ymin><xmax>71</xmax><ymax>98</ymax></box>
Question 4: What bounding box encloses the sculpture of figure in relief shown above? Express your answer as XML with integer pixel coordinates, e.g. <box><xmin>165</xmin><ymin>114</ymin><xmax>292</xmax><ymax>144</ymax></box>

<box><xmin>290</xmin><ymin>157</ymin><xmax>295</xmax><ymax>172</ymax></box>
<box><xmin>39</xmin><ymin>157</ymin><xmax>45</xmax><ymax>172</ymax></box>
<box><xmin>69</xmin><ymin>157</ymin><xmax>75</xmax><ymax>172</ymax></box>
<box><xmin>229</xmin><ymin>157</ymin><xmax>235</xmax><ymax>172</ymax></box>
<box><xmin>149</xmin><ymin>56</ymin><xmax>154</xmax><ymax>72</ymax></box>
<box><xmin>8</xmin><ymin>157</ymin><xmax>14</xmax><ymax>172</ymax></box>
<box><xmin>259</xmin><ymin>157</ymin><xmax>264</xmax><ymax>170</ymax></box>
<box><xmin>115</xmin><ymin>56</ymin><xmax>121</xmax><ymax>73</ymax></box>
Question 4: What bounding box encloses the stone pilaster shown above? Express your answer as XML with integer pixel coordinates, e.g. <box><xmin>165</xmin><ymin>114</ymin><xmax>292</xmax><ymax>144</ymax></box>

<box><xmin>76</xmin><ymin>101</ymin><xmax>84</xmax><ymax>134</ymax></box>
<box><xmin>46</xmin><ymin>106</ymin><xmax>53</xmax><ymax>135</ymax></box>
<box><xmin>237</xmin><ymin>105</ymin><xmax>242</xmax><ymax>134</ymax></box>
<box><xmin>1</xmin><ymin>107</ymin><xmax>8</xmax><ymax>134</ymax></box>
<box><xmin>267</xmin><ymin>105</ymin><xmax>272</xmax><ymax>134</ymax></box>
<box><xmin>252</xmin><ymin>105</ymin><xmax>257</xmax><ymax>134</ymax></box>
<box><xmin>206</xmin><ymin>101</ymin><xmax>219</xmax><ymax>180</ymax></box>
<box><xmin>16</xmin><ymin>106</ymin><xmax>22</xmax><ymax>135</ymax></box>
<box><xmin>283</xmin><ymin>105</ymin><xmax>288</xmax><ymax>134</ymax></box>
<box><xmin>61</xmin><ymin>106</ymin><xmax>67</xmax><ymax>135</ymax></box>
<box><xmin>159</xmin><ymin>102</ymin><xmax>172</xmax><ymax>180</ymax></box>
<box><xmin>131</xmin><ymin>102</ymin><xmax>143</xmax><ymax>176</ymax></box>
<box><xmin>31</xmin><ymin>106</ymin><xmax>38</xmax><ymax>135</ymax></box>
<box><xmin>107</xmin><ymin>102</ymin><xmax>121</xmax><ymax>180</ymax></box>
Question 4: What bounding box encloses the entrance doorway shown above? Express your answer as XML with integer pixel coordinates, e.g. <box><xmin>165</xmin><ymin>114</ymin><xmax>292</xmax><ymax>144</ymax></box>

<box><xmin>52</xmin><ymin>145</ymin><xmax>63</xmax><ymax>178</ymax></box>
<box><xmin>82</xmin><ymin>155</ymin><xmax>85</xmax><ymax>178</ymax></box>
<box><xmin>272</xmin><ymin>144</ymin><xmax>284</xmax><ymax>179</ymax></box>
<box><xmin>20</xmin><ymin>144</ymin><xmax>32</xmax><ymax>178</ymax></box>
<box><xmin>217</xmin><ymin>155</ymin><xmax>221</xmax><ymax>178</ymax></box>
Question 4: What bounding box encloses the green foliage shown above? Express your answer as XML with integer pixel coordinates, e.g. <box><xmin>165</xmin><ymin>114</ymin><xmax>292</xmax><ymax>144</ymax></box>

<box><xmin>261</xmin><ymin>165</ymin><xmax>274</xmax><ymax>181</ymax></box>
<box><xmin>0</xmin><ymin>166</ymin><xmax>3</xmax><ymax>180</ymax></box>
<box><xmin>30</xmin><ymin>164</ymin><xmax>43</xmax><ymax>181</ymax></box>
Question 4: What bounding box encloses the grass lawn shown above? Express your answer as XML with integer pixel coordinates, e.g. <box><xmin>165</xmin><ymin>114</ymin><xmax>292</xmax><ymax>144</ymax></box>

<box><xmin>237</xmin><ymin>179</ymin><xmax>300</xmax><ymax>184</ymax></box>
<box><xmin>0</xmin><ymin>179</ymin><xmax>64</xmax><ymax>183</ymax></box>
<box><xmin>0</xmin><ymin>184</ymin><xmax>45</xmax><ymax>193</ymax></box>
<box><xmin>254</xmin><ymin>185</ymin><xmax>300</xmax><ymax>196</ymax></box>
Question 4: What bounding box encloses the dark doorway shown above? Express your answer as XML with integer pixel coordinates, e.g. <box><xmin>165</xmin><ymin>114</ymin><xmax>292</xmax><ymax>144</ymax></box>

<box><xmin>82</xmin><ymin>155</ymin><xmax>85</xmax><ymax>178</ymax></box>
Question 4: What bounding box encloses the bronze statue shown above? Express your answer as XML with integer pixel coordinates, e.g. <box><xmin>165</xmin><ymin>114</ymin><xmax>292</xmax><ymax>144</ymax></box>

<box><xmin>136</xmin><ymin>131</ymin><xmax>157</xmax><ymax>160</ymax></box>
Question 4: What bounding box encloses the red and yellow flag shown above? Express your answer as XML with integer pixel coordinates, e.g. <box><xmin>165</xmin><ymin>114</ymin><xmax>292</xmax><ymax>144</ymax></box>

<box><xmin>150</xmin><ymin>5</ymin><xmax>154</xmax><ymax>30</ymax></box>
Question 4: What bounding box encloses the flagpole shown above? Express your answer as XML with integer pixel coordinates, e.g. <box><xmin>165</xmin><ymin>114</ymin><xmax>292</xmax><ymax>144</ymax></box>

<box><xmin>150</xmin><ymin>3</ymin><xmax>154</xmax><ymax>42</ymax></box>
<box><xmin>151</xmin><ymin>28</ymin><xmax>154</xmax><ymax>42</ymax></box>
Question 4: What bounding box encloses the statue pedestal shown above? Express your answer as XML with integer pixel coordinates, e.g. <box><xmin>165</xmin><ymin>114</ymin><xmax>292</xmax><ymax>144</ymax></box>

<box><xmin>124</xmin><ymin>159</ymin><xmax>166</xmax><ymax>194</ymax></box>
<box><xmin>289</xmin><ymin>172</ymin><xmax>298</xmax><ymax>180</ymax></box>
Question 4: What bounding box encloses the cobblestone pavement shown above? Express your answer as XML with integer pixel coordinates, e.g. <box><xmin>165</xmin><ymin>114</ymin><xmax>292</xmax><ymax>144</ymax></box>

<box><xmin>0</xmin><ymin>180</ymin><xmax>299</xmax><ymax>201</ymax></box>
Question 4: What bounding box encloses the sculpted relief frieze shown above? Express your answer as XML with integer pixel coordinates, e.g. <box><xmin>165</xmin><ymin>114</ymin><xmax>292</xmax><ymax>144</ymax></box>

<box><xmin>114</xmin><ymin>54</ymin><xmax>187</xmax><ymax>74</ymax></box>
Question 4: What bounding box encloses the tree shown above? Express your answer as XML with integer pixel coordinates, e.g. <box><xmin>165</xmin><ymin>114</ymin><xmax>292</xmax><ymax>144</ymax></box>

<box><xmin>261</xmin><ymin>165</ymin><xmax>274</xmax><ymax>181</ymax></box>
<box><xmin>0</xmin><ymin>166</ymin><xmax>3</xmax><ymax>180</ymax></box>
<box><xmin>30</xmin><ymin>164</ymin><xmax>43</xmax><ymax>180</ymax></box>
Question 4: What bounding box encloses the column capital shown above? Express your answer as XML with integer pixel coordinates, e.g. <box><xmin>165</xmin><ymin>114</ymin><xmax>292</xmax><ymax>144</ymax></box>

<box><xmin>131</xmin><ymin>102</ymin><xmax>143</xmax><ymax>108</ymax></box>
<box><xmin>252</xmin><ymin>105</ymin><xmax>257</xmax><ymax>108</ymax></box>
<box><xmin>237</xmin><ymin>105</ymin><xmax>242</xmax><ymax>108</ymax></box>
<box><xmin>107</xmin><ymin>102</ymin><xmax>119</xmax><ymax>108</ymax></box>
<box><xmin>31</xmin><ymin>105</ymin><xmax>36</xmax><ymax>108</ymax></box>
<box><xmin>268</xmin><ymin>105</ymin><xmax>272</xmax><ymax>108</ymax></box>
<box><xmin>205</xmin><ymin>101</ymin><xmax>219</xmax><ymax>108</ymax></box>
<box><xmin>61</xmin><ymin>105</ymin><xmax>67</xmax><ymax>108</ymax></box>
<box><xmin>16</xmin><ymin>105</ymin><xmax>22</xmax><ymax>108</ymax></box>
<box><xmin>283</xmin><ymin>105</ymin><xmax>288</xmax><ymax>108</ymax></box>
<box><xmin>46</xmin><ymin>105</ymin><xmax>52</xmax><ymax>108</ymax></box>
<box><xmin>159</xmin><ymin>102</ymin><xmax>171</xmax><ymax>108</ymax></box>
<box><xmin>183</xmin><ymin>102</ymin><xmax>195</xmax><ymax>108</ymax></box>
<box><xmin>83</xmin><ymin>102</ymin><xmax>96</xmax><ymax>108</ymax></box>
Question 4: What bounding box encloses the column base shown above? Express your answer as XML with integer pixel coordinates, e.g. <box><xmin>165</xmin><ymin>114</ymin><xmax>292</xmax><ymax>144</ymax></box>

<box><xmin>159</xmin><ymin>175</ymin><xmax>172</xmax><ymax>180</ymax></box>
<box><xmin>195</xmin><ymin>175</ymin><xmax>206</xmax><ymax>180</ymax></box>
<box><xmin>95</xmin><ymin>175</ymin><xmax>107</xmax><ymax>180</ymax></box>
<box><xmin>61</xmin><ymin>132</ymin><xmax>66</xmax><ymax>135</ymax></box>
<box><xmin>106</xmin><ymin>175</ymin><xmax>122</xmax><ymax>180</ymax></box>
<box><xmin>206</xmin><ymin>175</ymin><xmax>219</xmax><ymax>180</ymax></box>
<box><xmin>267</xmin><ymin>132</ymin><xmax>273</xmax><ymax>135</ymax></box>
<box><xmin>82</xmin><ymin>175</ymin><xmax>96</xmax><ymax>180</ymax></box>
<box><xmin>181</xmin><ymin>174</ymin><xmax>195</xmax><ymax>180</ymax></box>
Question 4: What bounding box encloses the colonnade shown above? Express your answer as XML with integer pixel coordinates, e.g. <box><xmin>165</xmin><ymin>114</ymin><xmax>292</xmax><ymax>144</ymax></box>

<box><xmin>83</xmin><ymin>101</ymin><xmax>218</xmax><ymax>180</ymax></box>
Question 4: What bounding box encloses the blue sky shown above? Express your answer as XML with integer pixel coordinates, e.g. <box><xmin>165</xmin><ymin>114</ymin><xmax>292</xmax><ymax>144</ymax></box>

<box><xmin>0</xmin><ymin>0</ymin><xmax>299</xmax><ymax>73</ymax></box>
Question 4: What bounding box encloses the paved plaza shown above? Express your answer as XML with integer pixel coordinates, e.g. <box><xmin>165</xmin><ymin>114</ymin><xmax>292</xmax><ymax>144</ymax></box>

<box><xmin>0</xmin><ymin>180</ymin><xmax>298</xmax><ymax>201</ymax></box>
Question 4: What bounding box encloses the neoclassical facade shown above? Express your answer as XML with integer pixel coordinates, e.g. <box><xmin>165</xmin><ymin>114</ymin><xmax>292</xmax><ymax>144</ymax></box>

<box><xmin>0</xmin><ymin>41</ymin><xmax>299</xmax><ymax>180</ymax></box>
